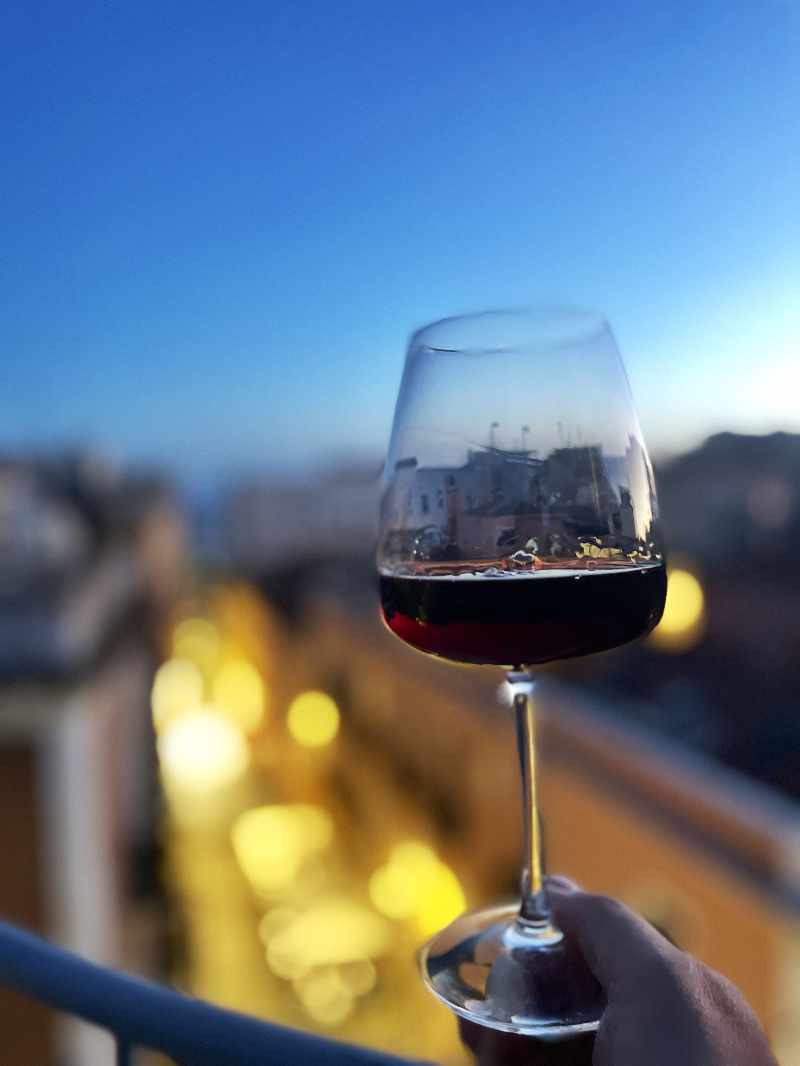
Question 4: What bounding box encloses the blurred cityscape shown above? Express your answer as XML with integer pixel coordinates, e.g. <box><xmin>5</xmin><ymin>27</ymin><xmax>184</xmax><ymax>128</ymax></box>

<box><xmin>0</xmin><ymin>430</ymin><xmax>799</xmax><ymax>1065</ymax></box>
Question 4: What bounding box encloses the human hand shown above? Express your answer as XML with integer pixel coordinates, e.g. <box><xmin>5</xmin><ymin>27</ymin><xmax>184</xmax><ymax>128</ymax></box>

<box><xmin>547</xmin><ymin>878</ymin><xmax>778</xmax><ymax>1066</ymax></box>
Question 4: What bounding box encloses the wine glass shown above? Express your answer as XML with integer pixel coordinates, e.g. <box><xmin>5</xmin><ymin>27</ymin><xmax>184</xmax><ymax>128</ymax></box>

<box><xmin>376</xmin><ymin>308</ymin><xmax>666</xmax><ymax>1039</ymax></box>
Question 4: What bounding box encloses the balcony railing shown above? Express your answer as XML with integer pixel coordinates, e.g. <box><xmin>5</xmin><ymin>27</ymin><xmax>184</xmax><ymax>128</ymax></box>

<box><xmin>0</xmin><ymin>920</ymin><xmax>426</xmax><ymax>1066</ymax></box>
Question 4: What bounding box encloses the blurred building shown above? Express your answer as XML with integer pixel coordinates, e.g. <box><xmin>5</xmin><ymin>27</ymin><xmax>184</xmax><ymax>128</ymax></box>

<box><xmin>0</xmin><ymin>453</ymin><xmax>185</xmax><ymax>1066</ymax></box>
<box><xmin>224</xmin><ymin>464</ymin><xmax>379</xmax><ymax>575</ymax></box>
<box><xmin>569</xmin><ymin>431</ymin><xmax>800</xmax><ymax>801</ymax></box>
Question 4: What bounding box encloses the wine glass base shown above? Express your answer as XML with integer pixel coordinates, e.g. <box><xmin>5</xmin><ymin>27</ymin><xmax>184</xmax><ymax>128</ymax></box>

<box><xmin>419</xmin><ymin>903</ymin><xmax>604</xmax><ymax>1039</ymax></box>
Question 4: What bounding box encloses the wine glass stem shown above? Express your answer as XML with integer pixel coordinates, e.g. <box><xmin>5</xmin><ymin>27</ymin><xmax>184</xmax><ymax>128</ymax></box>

<box><xmin>508</xmin><ymin>670</ymin><xmax>549</xmax><ymax>925</ymax></box>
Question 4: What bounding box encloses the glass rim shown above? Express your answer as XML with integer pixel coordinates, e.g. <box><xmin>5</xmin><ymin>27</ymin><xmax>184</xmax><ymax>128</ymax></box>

<box><xmin>409</xmin><ymin>305</ymin><xmax>610</xmax><ymax>355</ymax></box>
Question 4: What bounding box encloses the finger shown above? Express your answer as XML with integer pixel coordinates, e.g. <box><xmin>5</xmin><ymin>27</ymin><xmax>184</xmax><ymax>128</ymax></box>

<box><xmin>545</xmin><ymin>873</ymin><xmax>580</xmax><ymax>893</ymax></box>
<box><xmin>547</xmin><ymin>887</ymin><xmax>677</xmax><ymax>991</ymax></box>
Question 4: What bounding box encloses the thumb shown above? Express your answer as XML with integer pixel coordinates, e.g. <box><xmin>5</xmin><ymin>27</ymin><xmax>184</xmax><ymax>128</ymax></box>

<box><xmin>547</xmin><ymin>883</ymin><xmax>678</xmax><ymax>992</ymax></box>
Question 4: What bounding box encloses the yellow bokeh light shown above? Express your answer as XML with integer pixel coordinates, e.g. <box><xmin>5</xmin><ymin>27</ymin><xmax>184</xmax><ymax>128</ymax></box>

<box><xmin>158</xmin><ymin>708</ymin><xmax>249</xmax><ymax>793</ymax></box>
<box><xmin>151</xmin><ymin>658</ymin><xmax>205</xmax><ymax>733</ymax></box>
<box><xmin>212</xmin><ymin>659</ymin><xmax>267</xmax><ymax>733</ymax></box>
<box><xmin>369</xmin><ymin>840</ymin><xmax>466</xmax><ymax>938</ymax></box>
<box><xmin>368</xmin><ymin>864</ymin><xmax>417</xmax><ymax>921</ymax></box>
<box><xmin>649</xmin><ymin>568</ymin><xmax>705</xmax><ymax>652</ymax></box>
<box><xmin>210</xmin><ymin>583</ymin><xmax>277</xmax><ymax>673</ymax></box>
<box><xmin>294</xmin><ymin>967</ymin><xmax>355</xmax><ymax>1026</ymax></box>
<box><xmin>415</xmin><ymin>861</ymin><xmax>467</xmax><ymax>940</ymax></box>
<box><xmin>391</xmin><ymin>841</ymin><xmax>438</xmax><ymax>875</ymax></box>
<box><xmin>172</xmin><ymin>618</ymin><xmax>221</xmax><ymax>673</ymax></box>
<box><xmin>338</xmin><ymin>958</ymin><xmax>377</xmax><ymax>996</ymax></box>
<box><xmin>259</xmin><ymin>908</ymin><xmax>299</xmax><ymax>942</ymax></box>
<box><xmin>231</xmin><ymin>804</ymin><xmax>333</xmax><ymax>898</ymax></box>
<box><xmin>263</xmin><ymin>898</ymin><xmax>392</xmax><ymax>979</ymax></box>
<box><xmin>287</xmin><ymin>691</ymin><xmax>340</xmax><ymax>748</ymax></box>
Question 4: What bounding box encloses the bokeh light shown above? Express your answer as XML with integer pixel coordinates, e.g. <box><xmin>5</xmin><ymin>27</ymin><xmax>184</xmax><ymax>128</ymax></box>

<box><xmin>369</xmin><ymin>841</ymin><xmax>466</xmax><ymax>938</ymax></box>
<box><xmin>287</xmin><ymin>691</ymin><xmax>340</xmax><ymax>747</ymax></box>
<box><xmin>258</xmin><ymin>907</ymin><xmax>300</xmax><ymax>941</ymax></box>
<box><xmin>151</xmin><ymin>657</ymin><xmax>205</xmax><ymax>733</ymax></box>
<box><xmin>368</xmin><ymin>863</ymin><xmax>417</xmax><ymax>921</ymax></box>
<box><xmin>244</xmin><ymin>890</ymin><xmax>386</xmax><ymax>1028</ymax></box>
<box><xmin>415</xmin><ymin>862</ymin><xmax>467</xmax><ymax>940</ymax></box>
<box><xmin>210</xmin><ymin>583</ymin><xmax>277</xmax><ymax>674</ymax></box>
<box><xmin>212</xmin><ymin>658</ymin><xmax>267</xmax><ymax>733</ymax></box>
<box><xmin>293</xmin><ymin>967</ymin><xmax>354</xmax><ymax>1026</ymax></box>
<box><xmin>649</xmin><ymin>568</ymin><xmax>706</xmax><ymax>653</ymax></box>
<box><xmin>338</xmin><ymin>959</ymin><xmax>377</xmax><ymax>996</ymax></box>
<box><xmin>172</xmin><ymin>618</ymin><xmax>221</xmax><ymax>674</ymax></box>
<box><xmin>231</xmin><ymin>804</ymin><xmax>334</xmax><ymax>898</ymax></box>
<box><xmin>261</xmin><ymin>897</ymin><xmax>392</xmax><ymax>979</ymax></box>
<box><xmin>158</xmin><ymin>707</ymin><xmax>250</xmax><ymax>792</ymax></box>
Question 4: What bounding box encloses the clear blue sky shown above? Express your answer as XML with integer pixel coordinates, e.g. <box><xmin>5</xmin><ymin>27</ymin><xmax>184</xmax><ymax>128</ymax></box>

<box><xmin>2</xmin><ymin>0</ymin><xmax>798</xmax><ymax>484</ymax></box>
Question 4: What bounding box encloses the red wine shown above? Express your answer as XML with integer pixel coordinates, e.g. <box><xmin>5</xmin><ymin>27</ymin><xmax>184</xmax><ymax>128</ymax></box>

<box><xmin>379</xmin><ymin>562</ymin><xmax>666</xmax><ymax>667</ymax></box>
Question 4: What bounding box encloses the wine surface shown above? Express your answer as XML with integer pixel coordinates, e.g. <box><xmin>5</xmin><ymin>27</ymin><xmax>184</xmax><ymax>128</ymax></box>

<box><xmin>379</xmin><ymin>562</ymin><xmax>666</xmax><ymax>667</ymax></box>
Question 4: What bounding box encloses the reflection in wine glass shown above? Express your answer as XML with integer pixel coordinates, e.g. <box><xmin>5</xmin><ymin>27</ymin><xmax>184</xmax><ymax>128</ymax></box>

<box><xmin>459</xmin><ymin>1016</ymin><xmax>595</xmax><ymax>1065</ymax></box>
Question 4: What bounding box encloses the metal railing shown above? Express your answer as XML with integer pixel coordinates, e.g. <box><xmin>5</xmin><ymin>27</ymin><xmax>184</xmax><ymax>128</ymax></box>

<box><xmin>0</xmin><ymin>920</ymin><xmax>428</xmax><ymax>1066</ymax></box>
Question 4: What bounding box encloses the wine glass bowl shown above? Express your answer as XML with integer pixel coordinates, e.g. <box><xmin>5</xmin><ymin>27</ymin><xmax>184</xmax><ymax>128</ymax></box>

<box><xmin>378</xmin><ymin>309</ymin><xmax>665</xmax><ymax>669</ymax></box>
<box><xmin>376</xmin><ymin>308</ymin><xmax>667</xmax><ymax>1038</ymax></box>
